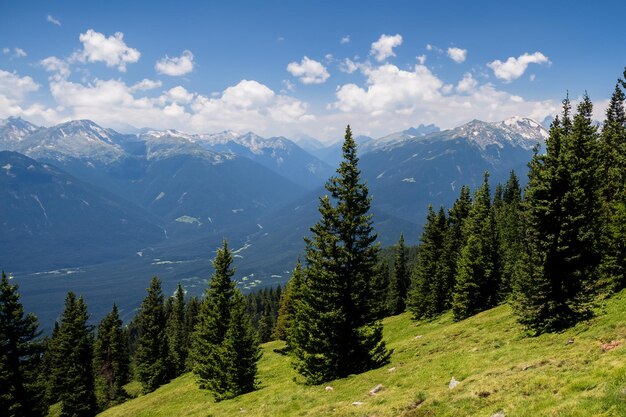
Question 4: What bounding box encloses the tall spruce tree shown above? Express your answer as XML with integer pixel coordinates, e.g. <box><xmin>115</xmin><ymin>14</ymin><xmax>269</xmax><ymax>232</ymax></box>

<box><xmin>453</xmin><ymin>172</ymin><xmax>501</xmax><ymax>320</ymax></box>
<box><xmin>0</xmin><ymin>272</ymin><xmax>45</xmax><ymax>417</ymax></box>
<box><xmin>290</xmin><ymin>125</ymin><xmax>389</xmax><ymax>384</ymax></box>
<box><xmin>191</xmin><ymin>239</ymin><xmax>260</xmax><ymax>400</ymax></box>
<box><xmin>166</xmin><ymin>284</ymin><xmax>188</xmax><ymax>377</ymax></box>
<box><xmin>389</xmin><ymin>234</ymin><xmax>410</xmax><ymax>314</ymax></box>
<box><xmin>408</xmin><ymin>206</ymin><xmax>449</xmax><ymax>319</ymax></box>
<box><xmin>93</xmin><ymin>304</ymin><xmax>130</xmax><ymax>409</ymax></box>
<box><xmin>134</xmin><ymin>277</ymin><xmax>170</xmax><ymax>393</ymax></box>
<box><xmin>495</xmin><ymin>171</ymin><xmax>523</xmax><ymax>298</ymax></box>
<box><xmin>598</xmin><ymin>74</ymin><xmax>626</xmax><ymax>292</ymax></box>
<box><xmin>273</xmin><ymin>260</ymin><xmax>303</xmax><ymax>342</ymax></box>
<box><xmin>370</xmin><ymin>258</ymin><xmax>391</xmax><ymax>320</ymax></box>
<box><xmin>221</xmin><ymin>290</ymin><xmax>261</xmax><ymax>399</ymax></box>
<box><xmin>440</xmin><ymin>185</ymin><xmax>472</xmax><ymax>305</ymax></box>
<box><xmin>514</xmin><ymin>94</ymin><xmax>602</xmax><ymax>332</ymax></box>
<box><xmin>52</xmin><ymin>292</ymin><xmax>97</xmax><ymax>417</ymax></box>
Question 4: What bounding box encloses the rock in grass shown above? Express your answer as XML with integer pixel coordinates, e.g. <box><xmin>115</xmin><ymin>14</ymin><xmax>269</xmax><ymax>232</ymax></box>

<box><xmin>491</xmin><ymin>412</ymin><xmax>505</xmax><ymax>417</ymax></box>
<box><xmin>368</xmin><ymin>384</ymin><xmax>384</xmax><ymax>396</ymax></box>
<box><xmin>352</xmin><ymin>401</ymin><xmax>364</xmax><ymax>406</ymax></box>
<box><xmin>325</xmin><ymin>386</ymin><xmax>334</xmax><ymax>392</ymax></box>
<box><xmin>449</xmin><ymin>377</ymin><xmax>459</xmax><ymax>389</ymax></box>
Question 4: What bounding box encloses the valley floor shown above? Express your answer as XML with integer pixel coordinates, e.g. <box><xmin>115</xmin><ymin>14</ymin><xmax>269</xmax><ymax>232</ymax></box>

<box><xmin>99</xmin><ymin>291</ymin><xmax>626</xmax><ymax>417</ymax></box>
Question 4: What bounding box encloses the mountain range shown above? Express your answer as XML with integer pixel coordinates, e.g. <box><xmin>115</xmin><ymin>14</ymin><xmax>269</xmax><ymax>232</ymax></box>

<box><xmin>0</xmin><ymin>115</ymin><xmax>548</xmax><ymax>328</ymax></box>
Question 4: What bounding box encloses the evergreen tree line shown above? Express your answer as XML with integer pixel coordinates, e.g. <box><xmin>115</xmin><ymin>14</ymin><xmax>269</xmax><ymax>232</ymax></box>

<box><xmin>0</xmin><ymin>240</ymin><xmax>263</xmax><ymax>415</ymax></box>
<box><xmin>400</xmin><ymin>69</ymin><xmax>626</xmax><ymax>333</ymax></box>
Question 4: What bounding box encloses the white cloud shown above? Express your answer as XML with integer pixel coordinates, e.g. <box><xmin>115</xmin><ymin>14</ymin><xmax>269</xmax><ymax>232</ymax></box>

<box><xmin>0</xmin><ymin>69</ymin><xmax>39</xmax><ymax>99</ymax></box>
<box><xmin>447</xmin><ymin>47</ymin><xmax>467</xmax><ymax>63</ymax></box>
<box><xmin>370</xmin><ymin>34</ymin><xmax>403</xmax><ymax>62</ymax></box>
<box><xmin>456</xmin><ymin>73</ymin><xmax>477</xmax><ymax>93</ymax></box>
<box><xmin>426</xmin><ymin>44</ymin><xmax>443</xmax><ymax>53</ymax></box>
<box><xmin>130</xmin><ymin>78</ymin><xmax>162</xmax><ymax>92</ymax></box>
<box><xmin>341</xmin><ymin>35</ymin><xmax>350</xmax><ymax>44</ymax></box>
<box><xmin>339</xmin><ymin>58</ymin><xmax>359</xmax><ymax>74</ymax></box>
<box><xmin>416</xmin><ymin>54</ymin><xmax>427</xmax><ymax>65</ymax></box>
<box><xmin>529</xmin><ymin>74</ymin><xmax>536</xmax><ymax>82</ymax></box>
<box><xmin>487</xmin><ymin>52</ymin><xmax>550</xmax><ymax>82</ymax></box>
<box><xmin>40</xmin><ymin>56</ymin><xmax>71</xmax><ymax>79</ymax></box>
<box><xmin>73</xmin><ymin>29</ymin><xmax>141</xmax><ymax>72</ymax></box>
<box><xmin>0</xmin><ymin>69</ymin><xmax>58</xmax><ymax>123</ymax></box>
<box><xmin>2</xmin><ymin>48</ymin><xmax>9</xmax><ymax>55</ymax></box>
<box><xmin>13</xmin><ymin>48</ymin><xmax>27</xmax><ymax>58</ymax></box>
<box><xmin>329</xmin><ymin>62</ymin><xmax>559</xmax><ymax>138</ymax></box>
<box><xmin>155</xmin><ymin>50</ymin><xmax>194</xmax><ymax>76</ymax></box>
<box><xmin>287</xmin><ymin>56</ymin><xmax>330</xmax><ymax>84</ymax></box>
<box><xmin>47</xmin><ymin>15</ymin><xmax>61</xmax><ymax>26</ymax></box>
<box><xmin>165</xmin><ymin>86</ymin><xmax>194</xmax><ymax>104</ymax></box>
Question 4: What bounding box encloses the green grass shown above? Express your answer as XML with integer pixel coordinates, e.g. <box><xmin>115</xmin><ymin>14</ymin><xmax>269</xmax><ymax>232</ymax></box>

<box><xmin>100</xmin><ymin>291</ymin><xmax>626</xmax><ymax>417</ymax></box>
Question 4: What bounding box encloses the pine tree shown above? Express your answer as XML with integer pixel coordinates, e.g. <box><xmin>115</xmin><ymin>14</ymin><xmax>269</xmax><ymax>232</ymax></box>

<box><xmin>191</xmin><ymin>239</ymin><xmax>261</xmax><ymax>400</ymax></box>
<box><xmin>495</xmin><ymin>171</ymin><xmax>523</xmax><ymax>298</ymax></box>
<box><xmin>184</xmin><ymin>296</ymin><xmax>200</xmax><ymax>370</ymax></box>
<box><xmin>290</xmin><ymin>125</ymin><xmax>389</xmax><ymax>384</ymax></box>
<box><xmin>166</xmin><ymin>284</ymin><xmax>188</xmax><ymax>377</ymax></box>
<box><xmin>441</xmin><ymin>185</ymin><xmax>472</xmax><ymax>305</ymax></box>
<box><xmin>370</xmin><ymin>259</ymin><xmax>391</xmax><ymax>320</ymax></box>
<box><xmin>93</xmin><ymin>304</ymin><xmax>130</xmax><ymax>409</ymax></box>
<box><xmin>273</xmin><ymin>261</ymin><xmax>303</xmax><ymax>342</ymax></box>
<box><xmin>409</xmin><ymin>206</ymin><xmax>449</xmax><ymax>319</ymax></box>
<box><xmin>514</xmin><ymin>94</ymin><xmax>602</xmax><ymax>332</ymax></box>
<box><xmin>134</xmin><ymin>277</ymin><xmax>170</xmax><ymax>393</ymax></box>
<box><xmin>453</xmin><ymin>172</ymin><xmax>501</xmax><ymax>320</ymax></box>
<box><xmin>389</xmin><ymin>234</ymin><xmax>410</xmax><ymax>314</ymax></box>
<box><xmin>221</xmin><ymin>290</ymin><xmax>261</xmax><ymax>399</ymax></box>
<box><xmin>257</xmin><ymin>302</ymin><xmax>274</xmax><ymax>343</ymax></box>
<box><xmin>598</xmin><ymin>76</ymin><xmax>626</xmax><ymax>292</ymax></box>
<box><xmin>0</xmin><ymin>272</ymin><xmax>46</xmax><ymax>417</ymax></box>
<box><xmin>50</xmin><ymin>292</ymin><xmax>97</xmax><ymax>417</ymax></box>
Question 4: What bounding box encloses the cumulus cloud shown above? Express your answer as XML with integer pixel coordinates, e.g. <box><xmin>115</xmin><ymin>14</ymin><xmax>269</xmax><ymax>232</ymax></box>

<box><xmin>130</xmin><ymin>78</ymin><xmax>162</xmax><ymax>92</ymax></box>
<box><xmin>339</xmin><ymin>58</ymin><xmax>359</xmax><ymax>74</ymax></box>
<box><xmin>416</xmin><ymin>54</ymin><xmax>427</xmax><ymax>65</ymax></box>
<box><xmin>40</xmin><ymin>56</ymin><xmax>71</xmax><ymax>79</ymax></box>
<box><xmin>341</xmin><ymin>35</ymin><xmax>350</xmax><ymax>44</ymax></box>
<box><xmin>0</xmin><ymin>69</ymin><xmax>39</xmax><ymax>99</ymax></box>
<box><xmin>13</xmin><ymin>48</ymin><xmax>27</xmax><ymax>58</ymax></box>
<box><xmin>155</xmin><ymin>50</ymin><xmax>194</xmax><ymax>76</ymax></box>
<box><xmin>0</xmin><ymin>69</ymin><xmax>58</xmax><ymax>123</ymax></box>
<box><xmin>487</xmin><ymin>52</ymin><xmax>550</xmax><ymax>82</ymax></box>
<box><xmin>47</xmin><ymin>15</ymin><xmax>61</xmax><ymax>26</ymax></box>
<box><xmin>329</xmin><ymin>62</ymin><xmax>559</xmax><ymax>138</ymax></box>
<box><xmin>456</xmin><ymin>73</ymin><xmax>477</xmax><ymax>93</ymax></box>
<box><xmin>447</xmin><ymin>47</ymin><xmax>467</xmax><ymax>63</ymax></box>
<box><xmin>370</xmin><ymin>34</ymin><xmax>403</xmax><ymax>62</ymax></box>
<box><xmin>73</xmin><ymin>29</ymin><xmax>141</xmax><ymax>72</ymax></box>
<box><xmin>287</xmin><ymin>56</ymin><xmax>330</xmax><ymax>84</ymax></box>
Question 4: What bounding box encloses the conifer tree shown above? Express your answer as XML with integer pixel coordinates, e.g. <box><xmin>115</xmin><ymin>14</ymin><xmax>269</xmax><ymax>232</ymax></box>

<box><xmin>0</xmin><ymin>272</ymin><xmax>45</xmax><ymax>417</ymax></box>
<box><xmin>514</xmin><ymin>94</ymin><xmax>602</xmax><ymax>332</ymax></box>
<box><xmin>184</xmin><ymin>296</ymin><xmax>200</xmax><ymax>370</ymax></box>
<box><xmin>51</xmin><ymin>292</ymin><xmax>97</xmax><ymax>417</ymax></box>
<box><xmin>134</xmin><ymin>277</ymin><xmax>170</xmax><ymax>393</ymax></box>
<box><xmin>93</xmin><ymin>304</ymin><xmax>130</xmax><ymax>409</ymax></box>
<box><xmin>290</xmin><ymin>125</ymin><xmax>389</xmax><ymax>384</ymax></box>
<box><xmin>598</xmin><ymin>75</ymin><xmax>626</xmax><ymax>292</ymax></box>
<box><xmin>257</xmin><ymin>302</ymin><xmax>274</xmax><ymax>343</ymax></box>
<box><xmin>453</xmin><ymin>172</ymin><xmax>501</xmax><ymax>320</ymax></box>
<box><xmin>273</xmin><ymin>261</ymin><xmax>303</xmax><ymax>342</ymax></box>
<box><xmin>221</xmin><ymin>290</ymin><xmax>260</xmax><ymax>399</ymax></box>
<box><xmin>191</xmin><ymin>239</ymin><xmax>260</xmax><ymax>400</ymax></box>
<box><xmin>370</xmin><ymin>259</ymin><xmax>391</xmax><ymax>320</ymax></box>
<box><xmin>408</xmin><ymin>206</ymin><xmax>449</xmax><ymax>319</ymax></box>
<box><xmin>389</xmin><ymin>234</ymin><xmax>410</xmax><ymax>314</ymax></box>
<box><xmin>440</xmin><ymin>185</ymin><xmax>472</xmax><ymax>303</ymax></box>
<box><xmin>495</xmin><ymin>171</ymin><xmax>523</xmax><ymax>298</ymax></box>
<box><xmin>166</xmin><ymin>284</ymin><xmax>188</xmax><ymax>377</ymax></box>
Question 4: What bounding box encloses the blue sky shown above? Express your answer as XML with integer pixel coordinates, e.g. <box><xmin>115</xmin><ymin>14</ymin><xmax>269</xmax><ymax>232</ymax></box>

<box><xmin>1</xmin><ymin>0</ymin><xmax>624</xmax><ymax>141</ymax></box>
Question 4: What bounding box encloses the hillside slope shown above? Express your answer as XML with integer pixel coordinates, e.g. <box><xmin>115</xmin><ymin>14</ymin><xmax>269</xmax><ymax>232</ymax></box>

<box><xmin>99</xmin><ymin>292</ymin><xmax>626</xmax><ymax>417</ymax></box>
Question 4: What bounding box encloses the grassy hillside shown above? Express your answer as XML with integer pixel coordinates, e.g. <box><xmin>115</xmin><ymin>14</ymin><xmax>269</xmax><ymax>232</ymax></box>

<box><xmin>100</xmin><ymin>291</ymin><xmax>626</xmax><ymax>417</ymax></box>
